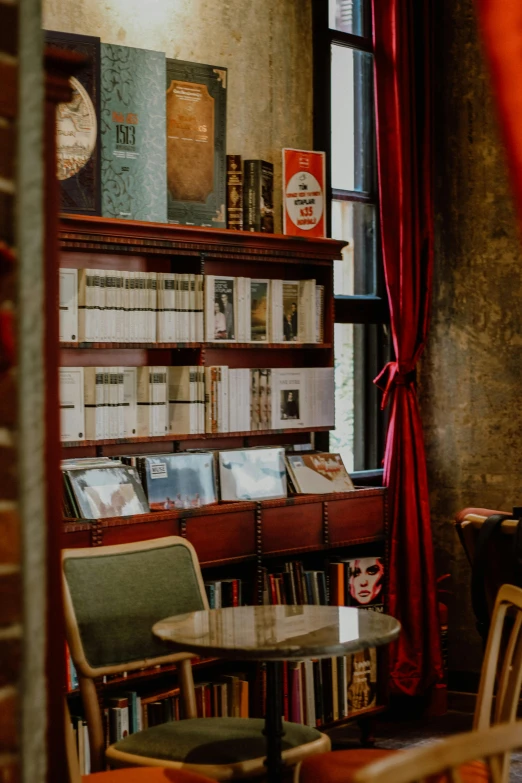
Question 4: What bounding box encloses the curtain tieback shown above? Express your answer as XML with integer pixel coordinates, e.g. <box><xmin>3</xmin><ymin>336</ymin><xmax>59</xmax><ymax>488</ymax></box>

<box><xmin>374</xmin><ymin>361</ymin><xmax>416</xmax><ymax>409</ymax></box>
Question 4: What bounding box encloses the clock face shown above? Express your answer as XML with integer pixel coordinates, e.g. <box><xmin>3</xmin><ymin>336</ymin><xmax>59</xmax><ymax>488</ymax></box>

<box><xmin>56</xmin><ymin>77</ymin><xmax>97</xmax><ymax>181</ymax></box>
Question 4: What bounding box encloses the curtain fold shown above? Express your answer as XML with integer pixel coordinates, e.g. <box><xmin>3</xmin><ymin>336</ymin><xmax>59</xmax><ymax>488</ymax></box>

<box><xmin>474</xmin><ymin>1</ymin><xmax>522</xmax><ymax>228</ymax></box>
<box><xmin>372</xmin><ymin>0</ymin><xmax>444</xmax><ymax>695</ymax></box>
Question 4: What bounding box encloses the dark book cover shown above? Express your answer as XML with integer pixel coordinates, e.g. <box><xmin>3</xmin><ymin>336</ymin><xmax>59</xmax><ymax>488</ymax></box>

<box><xmin>226</xmin><ymin>154</ymin><xmax>243</xmax><ymax>229</ymax></box>
<box><xmin>45</xmin><ymin>30</ymin><xmax>101</xmax><ymax>215</ymax></box>
<box><xmin>243</xmin><ymin>160</ymin><xmax>274</xmax><ymax>233</ymax></box>
<box><xmin>166</xmin><ymin>58</ymin><xmax>227</xmax><ymax>227</ymax></box>
<box><xmin>321</xmin><ymin>657</ymin><xmax>334</xmax><ymax>723</ymax></box>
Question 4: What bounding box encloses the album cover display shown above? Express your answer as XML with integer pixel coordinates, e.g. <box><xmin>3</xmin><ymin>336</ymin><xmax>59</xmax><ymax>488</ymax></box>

<box><xmin>65</xmin><ymin>464</ymin><xmax>149</xmax><ymax>519</ymax></box>
<box><xmin>286</xmin><ymin>453</ymin><xmax>354</xmax><ymax>494</ymax></box>
<box><xmin>135</xmin><ymin>453</ymin><xmax>217</xmax><ymax>510</ymax></box>
<box><xmin>219</xmin><ymin>448</ymin><xmax>287</xmax><ymax>501</ymax></box>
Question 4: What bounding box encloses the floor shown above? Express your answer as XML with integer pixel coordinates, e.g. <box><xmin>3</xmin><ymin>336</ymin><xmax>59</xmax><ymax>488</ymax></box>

<box><xmin>327</xmin><ymin>710</ymin><xmax>522</xmax><ymax>781</ymax></box>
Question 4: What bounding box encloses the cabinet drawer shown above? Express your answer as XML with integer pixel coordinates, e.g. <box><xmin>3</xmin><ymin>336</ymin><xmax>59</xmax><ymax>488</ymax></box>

<box><xmin>263</xmin><ymin>502</ymin><xmax>323</xmax><ymax>554</ymax></box>
<box><xmin>186</xmin><ymin>510</ymin><xmax>256</xmax><ymax>565</ymax></box>
<box><xmin>328</xmin><ymin>493</ymin><xmax>385</xmax><ymax>545</ymax></box>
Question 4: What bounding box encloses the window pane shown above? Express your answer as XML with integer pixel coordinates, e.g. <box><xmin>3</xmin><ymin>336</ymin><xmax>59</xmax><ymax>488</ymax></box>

<box><xmin>331</xmin><ymin>322</ymin><xmax>355</xmax><ymax>472</ymax></box>
<box><xmin>331</xmin><ymin>45</ymin><xmax>374</xmax><ymax>193</ymax></box>
<box><xmin>332</xmin><ymin>200</ymin><xmax>377</xmax><ymax>296</ymax></box>
<box><xmin>329</xmin><ymin>0</ymin><xmax>371</xmax><ymax>37</ymax></box>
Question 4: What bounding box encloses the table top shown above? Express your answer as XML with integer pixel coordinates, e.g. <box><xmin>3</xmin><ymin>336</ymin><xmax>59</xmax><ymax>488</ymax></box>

<box><xmin>152</xmin><ymin>605</ymin><xmax>400</xmax><ymax>662</ymax></box>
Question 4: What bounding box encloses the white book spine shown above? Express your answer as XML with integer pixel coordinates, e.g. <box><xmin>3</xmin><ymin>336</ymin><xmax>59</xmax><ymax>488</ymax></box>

<box><xmin>122</xmin><ymin>367</ymin><xmax>138</xmax><ymax>438</ymax></box>
<box><xmin>59</xmin><ymin>367</ymin><xmax>85</xmax><ymax>442</ymax></box>
<box><xmin>59</xmin><ymin>268</ymin><xmax>78</xmax><ymax>342</ymax></box>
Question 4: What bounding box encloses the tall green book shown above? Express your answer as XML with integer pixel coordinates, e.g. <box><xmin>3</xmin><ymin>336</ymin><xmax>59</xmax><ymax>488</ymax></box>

<box><xmin>101</xmin><ymin>44</ymin><xmax>167</xmax><ymax>222</ymax></box>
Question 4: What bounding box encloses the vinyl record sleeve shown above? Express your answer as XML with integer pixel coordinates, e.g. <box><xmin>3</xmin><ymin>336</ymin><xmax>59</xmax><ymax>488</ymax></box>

<box><xmin>139</xmin><ymin>453</ymin><xmax>217</xmax><ymax>511</ymax></box>
<box><xmin>286</xmin><ymin>453</ymin><xmax>354</xmax><ymax>494</ymax></box>
<box><xmin>219</xmin><ymin>448</ymin><xmax>287</xmax><ymax>501</ymax></box>
<box><xmin>65</xmin><ymin>465</ymin><xmax>149</xmax><ymax>519</ymax></box>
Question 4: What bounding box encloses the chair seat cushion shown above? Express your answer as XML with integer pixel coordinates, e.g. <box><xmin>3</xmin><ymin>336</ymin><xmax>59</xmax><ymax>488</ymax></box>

<box><xmin>111</xmin><ymin>717</ymin><xmax>322</xmax><ymax>765</ymax></box>
<box><xmin>84</xmin><ymin>769</ymin><xmax>216</xmax><ymax>782</ymax></box>
<box><xmin>298</xmin><ymin>749</ymin><xmax>489</xmax><ymax>783</ymax></box>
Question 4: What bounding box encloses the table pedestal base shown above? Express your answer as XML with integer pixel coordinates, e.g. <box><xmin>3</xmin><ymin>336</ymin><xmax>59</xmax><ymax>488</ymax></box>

<box><xmin>263</xmin><ymin>661</ymin><xmax>285</xmax><ymax>783</ymax></box>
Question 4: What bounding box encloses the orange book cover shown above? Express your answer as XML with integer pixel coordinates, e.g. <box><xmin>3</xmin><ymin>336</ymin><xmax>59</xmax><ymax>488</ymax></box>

<box><xmin>282</xmin><ymin>148</ymin><xmax>326</xmax><ymax>238</ymax></box>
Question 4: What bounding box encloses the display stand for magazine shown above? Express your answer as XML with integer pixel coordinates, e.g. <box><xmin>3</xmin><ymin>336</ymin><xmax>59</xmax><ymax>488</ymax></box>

<box><xmin>57</xmin><ymin>215</ymin><xmax>388</xmax><ymax>743</ymax></box>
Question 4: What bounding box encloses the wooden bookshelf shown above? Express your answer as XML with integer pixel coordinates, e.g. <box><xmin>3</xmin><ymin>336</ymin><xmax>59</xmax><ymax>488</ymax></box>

<box><xmin>58</xmin><ymin>216</ymin><xmax>388</xmax><ymax>735</ymax></box>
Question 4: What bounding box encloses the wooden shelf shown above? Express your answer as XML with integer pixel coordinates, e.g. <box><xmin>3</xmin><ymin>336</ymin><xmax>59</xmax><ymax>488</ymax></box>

<box><xmin>60</xmin><ymin>341</ymin><xmax>332</xmax><ymax>350</ymax></box>
<box><xmin>61</xmin><ymin>488</ymin><xmax>387</xmax><ymax>563</ymax></box>
<box><xmin>59</xmin><ymin>214</ymin><xmax>346</xmax><ymax>264</ymax></box>
<box><xmin>61</xmin><ymin>426</ymin><xmax>333</xmax><ymax>449</ymax></box>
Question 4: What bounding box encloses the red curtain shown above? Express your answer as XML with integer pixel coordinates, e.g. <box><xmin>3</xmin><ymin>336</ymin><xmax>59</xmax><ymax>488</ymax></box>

<box><xmin>372</xmin><ymin>0</ymin><xmax>444</xmax><ymax>695</ymax></box>
<box><xmin>474</xmin><ymin>1</ymin><xmax>522</xmax><ymax>228</ymax></box>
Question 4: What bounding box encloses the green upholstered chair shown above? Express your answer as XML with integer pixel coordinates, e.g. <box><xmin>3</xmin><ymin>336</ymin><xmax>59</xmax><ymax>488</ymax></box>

<box><xmin>62</xmin><ymin>536</ymin><xmax>330</xmax><ymax>779</ymax></box>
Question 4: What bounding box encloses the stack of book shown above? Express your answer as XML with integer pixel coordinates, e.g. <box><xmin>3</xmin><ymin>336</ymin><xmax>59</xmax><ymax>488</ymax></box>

<box><xmin>59</xmin><ymin>269</ymin><xmax>205</xmax><ymax>344</ymax></box>
<box><xmin>260</xmin><ymin>562</ymin><xmax>327</xmax><ymax>606</ymax></box>
<box><xmin>59</xmin><ymin>271</ymin><xmax>323</xmax><ymax>345</ymax></box>
<box><xmin>205</xmin><ymin>275</ymin><xmax>322</xmax><ymax>344</ymax></box>
<box><xmin>61</xmin><ymin>448</ymin><xmax>356</xmax><ymax>519</ymax></box>
<box><xmin>59</xmin><ymin>365</ymin><xmax>334</xmax><ymax>442</ymax></box>
<box><xmin>254</xmin><ymin>650</ymin><xmax>378</xmax><ymax>727</ymax></box>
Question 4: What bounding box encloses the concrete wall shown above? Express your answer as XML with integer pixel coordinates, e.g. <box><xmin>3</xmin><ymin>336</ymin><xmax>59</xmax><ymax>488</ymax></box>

<box><xmin>42</xmin><ymin>0</ymin><xmax>314</xmax><ymax>233</ymax></box>
<box><xmin>419</xmin><ymin>0</ymin><xmax>522</xmax><ymax>673</ymax></box>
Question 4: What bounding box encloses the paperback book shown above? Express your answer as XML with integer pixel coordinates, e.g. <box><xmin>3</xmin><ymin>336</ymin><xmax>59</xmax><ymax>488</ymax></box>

<box><xmin>344</xmin><ymin>555</ymin><xmax>385</xmax><ymax>612</ymax></box>
<box><xmin>219</xmin><ymin>447</ymin><xmax>287</xmax><ymax>501</ymax></box>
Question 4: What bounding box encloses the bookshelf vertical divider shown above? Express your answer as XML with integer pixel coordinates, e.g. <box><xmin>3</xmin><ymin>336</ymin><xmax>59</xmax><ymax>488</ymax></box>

<box><xmin>59</xmin><ymin>214</ymin><xmax>388</xmax><ymax>731</ymax></box>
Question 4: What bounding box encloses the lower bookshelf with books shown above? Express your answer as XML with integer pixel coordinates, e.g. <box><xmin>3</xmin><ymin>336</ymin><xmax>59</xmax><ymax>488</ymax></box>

<box><xmin>64</xmin><ymin>487</ymin><xmax>388</xmax><ymax>773</ymax></box>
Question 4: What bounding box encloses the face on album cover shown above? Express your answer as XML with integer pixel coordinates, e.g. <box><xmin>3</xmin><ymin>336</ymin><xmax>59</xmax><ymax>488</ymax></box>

<box><xmin>214</xmin><ymin>278</ymin><xmax>235</xmax><ymax>340</ymax></box>
<box><xmin>347</xmin><ymin>557</ymin><xmax>385</xmax><ymax>607</ymax></box>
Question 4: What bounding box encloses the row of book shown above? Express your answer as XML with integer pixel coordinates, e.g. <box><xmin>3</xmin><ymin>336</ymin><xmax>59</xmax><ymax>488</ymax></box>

<box><xmin>61</xmin><ymin>448</ymin><xmax>355</xmax><ymax>518</ymax></box>
<box><xmin>261</xmin><ymin>557</ymin><xmax>385</xmax><ymax>613</ymax></box>
<box><xmin>59</xmin><ymin>365</ymin><xmax>335</xmax><ymax>442</ymax></box>
<box><xmin>60</xmin><ymin>269</ymin><xmax>204</xmax><ymax>344</ymax></box>
<box><xmin>59</xmin><ymin>269</ymin><xmax>324</xmax><ymax>346</ymax></box>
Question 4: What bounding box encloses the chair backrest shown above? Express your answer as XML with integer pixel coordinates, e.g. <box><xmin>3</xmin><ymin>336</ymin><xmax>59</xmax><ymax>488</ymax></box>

<box><xmin>474</xmin><ymin>583</ymin><xmax>522</xmax><ymax>730</ymax></box>
<box><xmin>63</xmin><ymin>536</ymin><xmax>209</xmax><ymax>677</ymax></box>
<box><xmin>62</xmin><ymin>536</ymin><xmax>209</xmax><ymax>772</ymax></box>
<box><xmin>353</xmin><ymin>722</ymin><xmax>522</xmax><ymax>783</ymax></box>
<box><xmin>455</xmin><ymin>508</ymin><xmax>517</xmax><ymax>631</ymax></box>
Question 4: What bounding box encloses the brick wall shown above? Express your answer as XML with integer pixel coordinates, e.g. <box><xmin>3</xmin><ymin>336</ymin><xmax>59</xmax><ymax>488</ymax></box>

<box><xmin>0</xmin><ymin>2</ymin><xmax>21</xmax><ymax>782</ymax></box>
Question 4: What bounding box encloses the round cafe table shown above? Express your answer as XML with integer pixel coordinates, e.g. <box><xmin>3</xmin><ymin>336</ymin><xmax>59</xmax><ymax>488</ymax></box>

<box><xmin>153</xmin><ymin>605</ymin><xmax>400</xmax><ymax>783</ymax></box>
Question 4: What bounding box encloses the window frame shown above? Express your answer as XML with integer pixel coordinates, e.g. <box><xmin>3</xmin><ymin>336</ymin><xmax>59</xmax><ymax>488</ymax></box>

<box><xmin>312</xmin><ymin>0</ymin><xmax>389</xmax><ymax>474</ymax></box>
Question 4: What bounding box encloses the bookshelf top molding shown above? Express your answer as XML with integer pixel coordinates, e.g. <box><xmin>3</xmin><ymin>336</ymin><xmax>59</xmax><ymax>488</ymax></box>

<box><xmin>59</xmin><ymin>215</ymin><xmax>346</xmax><ymax>263</ymax></box>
